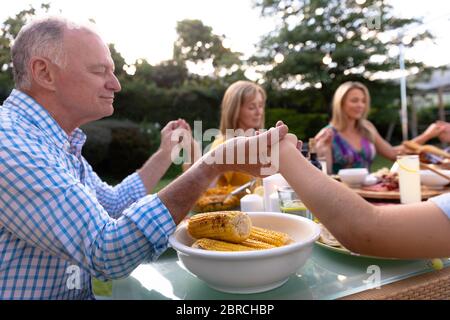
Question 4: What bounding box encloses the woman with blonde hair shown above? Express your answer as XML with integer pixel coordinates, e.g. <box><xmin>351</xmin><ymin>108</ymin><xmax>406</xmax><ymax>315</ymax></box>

<box><xmin>314</xmin><ymin>81</ymin><xmax>401</xmax><ymax>174</ymax></box>
<box><xmin>212</xmin><ymin>80</ymin><xmax>266</xmax><ymax>186</ymax></box>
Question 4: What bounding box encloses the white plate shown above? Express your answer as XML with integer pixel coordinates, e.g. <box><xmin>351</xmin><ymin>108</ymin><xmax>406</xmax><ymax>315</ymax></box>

<box><xmin>363</xmin><ymin>174</ymin><xmax>379</xmax><ymax>186</ymax></box>
<box><xmin>315</xmin><ymin>241</ymin><xmax>398</xmax><ymax>260</ymax></box>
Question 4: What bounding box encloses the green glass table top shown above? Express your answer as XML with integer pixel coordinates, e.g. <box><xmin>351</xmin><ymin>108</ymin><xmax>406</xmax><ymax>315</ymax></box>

<box><xmin>112</xmin><ymin>245</ymin><xmax>449</xmax><ymax>300</ymax></box>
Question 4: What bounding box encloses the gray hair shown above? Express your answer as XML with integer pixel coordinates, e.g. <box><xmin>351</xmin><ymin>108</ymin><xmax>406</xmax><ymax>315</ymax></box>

<box><xmin>11</xmin><ymin>16</ymin><xmax>95</xmax><ymax>90</ymax></box>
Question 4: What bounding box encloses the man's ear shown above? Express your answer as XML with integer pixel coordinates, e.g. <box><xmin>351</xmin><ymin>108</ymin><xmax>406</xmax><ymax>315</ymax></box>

<box><xmin>29</xmin><ymin>57</ymin><xmax>57</xmax><ymax>91</ymax></box>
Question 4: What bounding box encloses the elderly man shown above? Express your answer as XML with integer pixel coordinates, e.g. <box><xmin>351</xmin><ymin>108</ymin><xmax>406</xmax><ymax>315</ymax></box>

<box><xmin>0</xmin><ymin>17</ymin><xmax>288</xmax><ymax>299</ymax></box>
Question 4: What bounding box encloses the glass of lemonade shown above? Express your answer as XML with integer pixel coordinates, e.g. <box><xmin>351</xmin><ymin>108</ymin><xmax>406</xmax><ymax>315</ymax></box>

<box><xmin>277</xmin><ymin>186</ymin><xmax>312</xmax><ymax>219</ymax></box>
<box><xmin>397</xmin><ymin>154</ymin><xmax>421</xmax><ymax>204</ymax></box>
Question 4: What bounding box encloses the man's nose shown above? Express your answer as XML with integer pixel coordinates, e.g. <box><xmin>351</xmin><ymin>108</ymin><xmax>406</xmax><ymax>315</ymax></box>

<box><xmin>106</xmin><ymin>73</ymin><xmax>121</xmax><ymax>92</ymax></box>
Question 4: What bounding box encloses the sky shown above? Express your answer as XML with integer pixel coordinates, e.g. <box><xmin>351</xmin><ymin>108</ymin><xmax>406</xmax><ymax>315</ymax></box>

<box><xmin>2</xmin><ymin>0</ymin><xmax>450</xmax><ymax>68</ymax></box>
<box><xmin>0</xmin><ymin>0</ymin><xmax>275</xmax><ymax>65</ymax></box>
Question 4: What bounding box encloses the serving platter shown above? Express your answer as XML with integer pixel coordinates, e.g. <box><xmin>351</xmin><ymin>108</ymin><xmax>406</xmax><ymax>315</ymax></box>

<box><xmin>353</xmin><ymin>186</ymin><xmax>449</xmax><ymax>200</ymax></box>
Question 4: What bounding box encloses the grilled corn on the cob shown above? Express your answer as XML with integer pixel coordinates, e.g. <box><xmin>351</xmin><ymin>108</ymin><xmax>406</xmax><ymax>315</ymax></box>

<box><xmin>240</xmin><ymin>238</ymin><xmax>276</xmax><ymax>250</ymax></box>
<box><xmin>192</xmin><ymin>238</ymin><xmax>256</xmax><ymax>252</ymax></box>
<box><xmin>249</xmin><ymin>226</ymin><xmax>292</xmax><ymax>247</ymax></box>
<box><xmin>188</xmin><ymin>211</ymin><xmax>252</xmax><ymax>243</ymax></box>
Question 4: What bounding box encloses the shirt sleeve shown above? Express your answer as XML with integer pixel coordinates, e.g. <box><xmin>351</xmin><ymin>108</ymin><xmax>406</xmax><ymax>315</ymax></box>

<box><xmin>0</xmin><ymin>131</ymin><xmax>176</xmax><ymax>280</ymax></box>
<box><xmin>428</xmin><ymin>193</ymin><xmax>450</xmax><ymax>220</ymax></box>
<box><xmin>83</xmin><ymin>159</ymin><xmax>148</xmax><ymax>218</ymax></box>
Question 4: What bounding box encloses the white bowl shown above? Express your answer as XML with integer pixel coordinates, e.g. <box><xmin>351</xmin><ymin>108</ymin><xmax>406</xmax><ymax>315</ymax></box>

<box><xmin>169</xmin><ymin>212</ymin><xmax>320</xmax><ymax>294</ymax></box>
<box><xmin>420</xmin><ymin>170</ymin><xmax>450</xmax><ymax>190</ymax></box>
<box><xmin>338</xmin><ymin>168</ymin><xmax>369</xmax><ymax>188</ymax></box>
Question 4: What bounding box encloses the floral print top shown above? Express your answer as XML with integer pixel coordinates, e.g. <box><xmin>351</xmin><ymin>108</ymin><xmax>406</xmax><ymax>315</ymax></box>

<box><xmin>329</xmin><ymin>126</ymin><xmax>376</xmax><ymax>174</ymax></box>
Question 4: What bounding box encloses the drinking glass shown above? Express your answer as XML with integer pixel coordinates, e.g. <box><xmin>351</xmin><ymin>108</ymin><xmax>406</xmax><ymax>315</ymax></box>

<box><xmin>277</xmin><ymin>186</ymin><xmax>312</xmax><ymax>219</ymax></box>
<box><xmin>397</xmin><ymin>154</ymin><xmax>421</xmax><ymax>204</ymax></box>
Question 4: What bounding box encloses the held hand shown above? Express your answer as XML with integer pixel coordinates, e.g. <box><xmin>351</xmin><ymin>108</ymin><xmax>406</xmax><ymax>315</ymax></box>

<box><xmin>314</xmin><ymin>128</ymin><xmax>333</xmax><ymax>156</ymax></box>
<box><xmin>159</xmin><ymin>119</ymin><xmax>196</xmax><ymax>155</ymax></box>
<box><xmin>437</xmin><ymin>121</ymin><xmax>450</xmax><ymax>143</ymax></box>
<box><xmin>204</xmin><ymin>121</ymin><xmax>289</xmax><ymax>177</ymax></box>
<box><xmin>178</xmin><ymin>120</ymin><xmax>202</xmax><ymax>164</ymax></box>
<box><xmin>280</xmin><ymin>133</ymin><xmax>300</xmax><ymax>149</ymax></box>
<box><xmin>423</xmin><ymin>122</ymin><xmax>446</xmax><ymax>141</ymax></box>
<box><xmin>159</xmin><ymin>120</ymin><xmax>181</xmax><ymax>155</ymax></box>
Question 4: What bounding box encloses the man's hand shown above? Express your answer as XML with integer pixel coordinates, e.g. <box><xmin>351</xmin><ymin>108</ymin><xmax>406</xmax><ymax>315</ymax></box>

<box><xmin>158</xmin><ymin>121</ymin><xmax>288</xmax><ymax>224</ymax></box>
<box><xmin>203</xmin><ymin>121</ymin><xmax>289</xmax><ymax>177</ymax></box>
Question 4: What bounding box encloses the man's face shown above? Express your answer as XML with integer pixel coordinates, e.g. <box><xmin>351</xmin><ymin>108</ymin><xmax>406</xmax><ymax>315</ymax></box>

<box><xmin>54</xmin><ymin>29</ymin><xmax>121</xmax><ymax>125</ymax></box>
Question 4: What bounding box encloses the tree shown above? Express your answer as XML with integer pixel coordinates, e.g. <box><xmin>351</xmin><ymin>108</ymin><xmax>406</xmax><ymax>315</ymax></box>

<box><xmin>109</xmin><ymin>43</ymin><xmax>129</xmax><ymax>81</ymax></box>
<box><xmin>132</xmin><ymin>59</ymin><xmax>188</xmax><ymax>88</ymax></box>
<box><xmin>0</xmin><ymin>3</ymin><xmax>51</xmax><ymax>101</ymax></box>
<box><xmin>252</xmin><ymin>0</ymin><xmax>433</xmax><ymax>113</ymax></box>
<box><xmin>173</xmin><ymin>19</ymin><xmax>242</xmax><ymax>76</ymax></box>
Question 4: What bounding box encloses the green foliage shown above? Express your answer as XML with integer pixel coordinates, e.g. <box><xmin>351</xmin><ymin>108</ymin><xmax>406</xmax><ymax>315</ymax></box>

<box><xmin>81</xmin><ymin>119</ymin><xmax>158</xmax><ymax>180</ymax></box>
<box><xmin>133</xmin><ymin>59</ymin><xmax>188</xmax><ymax>88</ymax></box>
<box><xmin>81</xmin><ymin>123</ymin><xmax>112</xmax><ymax>167</ymax></box>
<box><xmin>411</xmin><ymin>104</ymin><xmax>450</xmax><ymax>146</ymax></box>
<box><xmin>107</xmin><ymin>128</ymin><xmax>152</xmax><ymax>177</ymax></box>
<box><xmin>173</xmin><ymin>19</ymin><xmax>241</xmax><ymax>70</ymax></box>
<box><xmin>112</xmin><ymin>77</ymin><xmax>223</xmax><ymax>133</ymax></box>
<box><xmin>417</xmin><ymin>105</ymin><xmax>450</xmax><ymax>124</ymax></box>
<box><xmin>266</xmin><ymin>108</ymin><xmax>328</xmax><ymax>140</ymax></box>
<box><xmin>92</xmin><ymin>278</ymin><xmax>112</xmax><ymax>297</ymax></box>
<box><xmin>108</xmin><ymin>43</ymin><xmax>129</xmax><ymax>81</ymax></box>
<box><xmin>0</xmin><ymin>1</ymin><xmax>439</xmax><ymax>181</ymax></box>
<box><xmin>0</xmin><ymin>3</ymin><xmax>51</xmax><ymax>101</ymax></box>
<box><xmin>371</xmin><ymin>155</ymin><xmax>394</xmax><ymax>172</ymax></box>
<box><xmin>253</xmin><ymin>0</ymin><xmax>433</xmax><ymax>114</ymax></box>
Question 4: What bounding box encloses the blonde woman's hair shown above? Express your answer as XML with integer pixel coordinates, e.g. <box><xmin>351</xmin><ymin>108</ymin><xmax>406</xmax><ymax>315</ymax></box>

<box><xmin>331</xmin><ymin>81</ymin><xmax>374</xmax><ymax>142</ymax></box>
<box><xmin>219</xmin><ymin>80</ymin><xmax>266</xmax><ymax>136</ymax></box>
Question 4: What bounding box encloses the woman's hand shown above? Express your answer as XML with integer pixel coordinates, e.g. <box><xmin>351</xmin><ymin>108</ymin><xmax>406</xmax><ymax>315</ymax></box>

<box><xmin>423</xmin><ymin>122</ymin><xmax>446</xmax><ymax>141</ymax></box>
<box><xmin>436</xmin><ymin>121</ymin><xmax>450</xmax><ymax>144</ymax></box>
<box><xmin>159</xmin><ymin>120</ymin><xmax>183</xmax><ymax>156</ymax></box>
<box><xmin>314</xmin><ymin>128</ymin><xmax>333</xmax><ymax>156</ymax></box>
<box><xmin>178</xmin><ymin>120</ymin><xmax>202</xmax><ymax>166</ymax></box>
<box><xmin>205</xmin><ymin>121</ymin><xmax>289</xmax><ymax>177</ymax></box>
<box><xmin>158</xmin><ymin>119</ymin><xmax>200</xmax><ymax>165</ymax></box>
<box><xmin>412</xmin><ymin>121</ymin><xmax>448</xmax><ymax>145</ymax></box>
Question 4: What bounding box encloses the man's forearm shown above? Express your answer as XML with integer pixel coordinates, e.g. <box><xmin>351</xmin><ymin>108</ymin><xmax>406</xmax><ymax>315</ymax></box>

<box><xmin>137</xmin><ymin>149</ymin><xmax>172</xmax><ymax>194</ymax></box>
<box><xmin>181</xmin><ymin>141</ymin><xmax>202</xmax><ymax>172</ymax></box>
<box><xmin>158</xmin><ymin>158</ymin><xmax>220</xmax><ymax>224</ymax></box>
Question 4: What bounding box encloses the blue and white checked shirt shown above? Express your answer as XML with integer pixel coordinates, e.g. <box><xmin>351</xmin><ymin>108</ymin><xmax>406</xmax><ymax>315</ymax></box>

<box><xmin>0</xmin><ymin>89</ymin><xmax>176</xmax><ymax>299</ymax></box>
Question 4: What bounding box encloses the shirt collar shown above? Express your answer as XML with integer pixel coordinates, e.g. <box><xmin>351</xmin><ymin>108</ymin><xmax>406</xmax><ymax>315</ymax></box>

<box><xmin>3</xmin><ymin>89</ymin><xmax>86</xmax><ymax>152</ymax></box>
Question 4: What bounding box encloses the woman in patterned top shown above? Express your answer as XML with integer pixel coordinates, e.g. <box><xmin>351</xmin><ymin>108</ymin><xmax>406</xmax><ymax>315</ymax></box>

<box><xmin>314</xmin><ymin>82</ymin><xmax>402</xmax><ymax>174</ymax></box>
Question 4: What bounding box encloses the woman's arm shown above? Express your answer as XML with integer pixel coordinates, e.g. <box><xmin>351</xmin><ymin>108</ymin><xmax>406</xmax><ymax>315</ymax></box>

<box><xmin>370</xmin><ymin>121</ymin><xmax>446</xmax><ymax>161</ymax></box>
<box><xmin>365</xmin><ymin>121</ymin><xmax>399</xmax><ymax>161</ymax></box>
<box><xmin>412</xmin><ymin>122</ymin><xmax>446</xmax><ymax>145</ymax></box>
<box><xmin>279</xmin><ymin>134</ymin><xmax>450</xmax><ymax>259</ymax></box>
